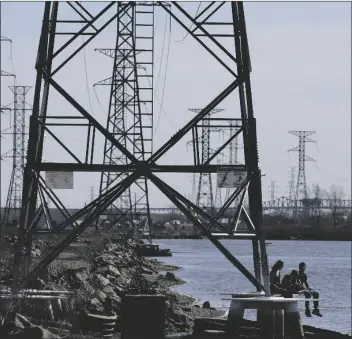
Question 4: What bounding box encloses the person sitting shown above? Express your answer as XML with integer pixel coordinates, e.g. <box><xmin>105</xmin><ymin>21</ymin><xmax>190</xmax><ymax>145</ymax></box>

<box><xmin>298</xmin><ymin>262</ymin><xmax>322</xmax><ymax>317</ymax></box>
<box><xmin>281</xmin><ymin>269</ymin><xmax>306</xmax><ymax>297</ymax></box>
<box><xmin>269</xmin><ymin>260</ymin><xmax>289</xmax><ymax>296</ymax></box>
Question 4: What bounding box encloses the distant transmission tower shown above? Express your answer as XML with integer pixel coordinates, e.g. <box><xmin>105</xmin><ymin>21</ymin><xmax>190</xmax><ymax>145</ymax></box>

<box><xmin>269</xmin><ymin>181</ymin><xmax>276</xmax><ymax>201</ymax></box>
<box><xmin>225</xmin><ymin>122</ymin><xmax>241</xmax><ymax>202</ymax></box>
<box><xmin>288</xmin><ymin>131</ymin><xmax>316</xmax><ymax>218</ymax></box>
<box><xmin>0</xmin><ymin>35</ymin><xmax>15</xmax><ymax>229</ymax></box>
<box><xmin>288</xmin><ymin>167</ymin><xmax>295</xmax><ymax>201</ymax></box>
<box><xmin>94</xmin><ymin>3</ymin><xmax>154</xmax><ymax>239</ymax></box>
<box><xmin>191</xmin><ymin>173</ymin><xmax>197</xmax><ymax>204</ymax></box>
<box><xmin>3</xmin><ymin>86</ymin><xmax>31</xmax><ymax>225</ymax></box>
<box><xmin>190</xmin><ymin>108</ymin><xmax>223</xmax><ymax>216</ymax></box>
<box><xmin>214</xmin><ymin>157</ymin><xmax>223</xmax><ymax>208</ymax></box>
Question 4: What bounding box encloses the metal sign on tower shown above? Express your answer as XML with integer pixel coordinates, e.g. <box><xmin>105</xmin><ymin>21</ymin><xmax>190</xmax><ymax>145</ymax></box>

<box><xmin>13</xmin><ymin>2</ymin><xmax>270</xmax><ymax>296</ymax></box>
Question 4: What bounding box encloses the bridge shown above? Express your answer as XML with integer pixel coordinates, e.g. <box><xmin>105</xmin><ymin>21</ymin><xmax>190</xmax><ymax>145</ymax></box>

<box><xmin>146</xmin><ymin>197</ymin><xmax>351</xmax><ymax>215</ymax></box>
<box><xmin>262</xmin><ymin>196</ymin><xmax>352</xmax><ymax>211</ymax></box>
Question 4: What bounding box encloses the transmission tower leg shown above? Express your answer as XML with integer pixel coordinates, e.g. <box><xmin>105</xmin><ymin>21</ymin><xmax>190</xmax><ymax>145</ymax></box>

<box><xmin>232</xmin><ymin>2</ymin><xmax>269</xmax><ymax>295</ymax></box>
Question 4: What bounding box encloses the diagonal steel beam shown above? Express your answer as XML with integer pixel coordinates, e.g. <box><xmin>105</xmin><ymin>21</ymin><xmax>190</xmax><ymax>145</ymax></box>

<box><xmin>18</xmin><ymin>172</ymin><xmax>138</xmax><ymax>287</ymax></box>
<box><xmin>159</xmin><ymin>2</ymin><xmax>237</xmax><ymax>77</ymax></box>
<box><xmin>205</xmin><ymin>127</ymin><xmax>243</xmax><ymax>165</ymax></box>
<box><xmin>52</xmin><ymin>2</ymin><xmax>115</xmax><ymax>59</ymax></box>
<box><xmin>148</xmin><ymin>78</ymin><xmax>241</xmax><ymax>164</ymax></box>
<box><xmin>47</xmin><ymin>76</ymin><xmax>138</xmax><ymax>163</ymax></box>
<box><xmin>215</xmin><ymin>177</ymin><xmax>250</xmax><ymax>221</ymax></box>
<box><xmin>149</xmin><ymin>173</ymin><xmax>264</xmax><ymax>291</ymax></box>
<box><xmin>150</xmin><ymin>173</ymin><xmax>228</xmax><ymax>233</ymax></box>
<box><xmin>173</xmin><ymin>2</ymin><xmax>237</xmax><ymax>65</ymax></box>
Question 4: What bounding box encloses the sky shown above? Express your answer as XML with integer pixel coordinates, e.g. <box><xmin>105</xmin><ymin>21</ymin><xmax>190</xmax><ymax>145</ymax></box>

<box><xmin>0</xmin><ymin>1</ymin><xmax>351</xmax><ymax>210</ymax></box>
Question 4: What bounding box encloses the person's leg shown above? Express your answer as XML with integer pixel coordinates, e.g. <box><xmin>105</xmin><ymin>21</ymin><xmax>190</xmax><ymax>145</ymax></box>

<box><xmin>312</xmin><ymin>291</ymin><xmax>319</xmax><ymax>309</ymax></box>
<box><xmin>303</xmin><ymin>291</ymin><xmax>312</xmax><ymax>317</ymax></box>
<box><xmin>311</xmin><ymin>291</ymin><xmax>322</xmax><ymax>316</ymax></box>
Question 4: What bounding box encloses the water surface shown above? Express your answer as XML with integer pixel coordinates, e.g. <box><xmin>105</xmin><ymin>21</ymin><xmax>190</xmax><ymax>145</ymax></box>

<box><xmin>154</xmin><ymin>239</ymin><xmax>351</xmax><ymax>335</ymax></box>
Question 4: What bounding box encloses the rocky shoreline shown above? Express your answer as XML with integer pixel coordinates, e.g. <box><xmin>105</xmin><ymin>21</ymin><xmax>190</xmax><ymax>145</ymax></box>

<box><xmin>0</xmin><ymin>238</ymin><xmax>224</xmax><ymax>338</ymax></box>
<box><xmin>0</xmin><ymin>237</ymin><xmax>350</xmax><ymax>339</ymax></box>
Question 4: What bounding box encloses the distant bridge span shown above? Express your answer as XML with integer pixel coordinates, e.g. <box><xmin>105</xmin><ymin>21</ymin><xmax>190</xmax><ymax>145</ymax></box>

<box><xmin>148</xmin><ymin>197</ymin><xmax>351</xmax><ymax>215</ymax></box>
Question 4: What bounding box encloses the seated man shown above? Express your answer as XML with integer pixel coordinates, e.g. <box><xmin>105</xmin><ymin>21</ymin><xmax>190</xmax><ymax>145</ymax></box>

<box><xmin>281</xmin><ymin>270</ymin><xmax>306</xmax><ymax>297</ymax></box>
<box><xmin>298</xmin><ymin>262</ymin><xmax>322</xmax><ymax>317</ymax></box>
<box><xmin>269</xmin><ymin>260</ymin><xmax>289</xmax><ymax>296</ymax></box>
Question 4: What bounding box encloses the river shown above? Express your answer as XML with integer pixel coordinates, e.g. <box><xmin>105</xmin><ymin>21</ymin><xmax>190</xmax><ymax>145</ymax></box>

<box><xmin>154</xmin><ymin>239</ymin><xmax>351</xmax><ymax>335</ymax></box>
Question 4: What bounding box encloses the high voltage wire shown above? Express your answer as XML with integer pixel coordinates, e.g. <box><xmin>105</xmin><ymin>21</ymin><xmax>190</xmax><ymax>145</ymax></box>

<box><xmin>154</xmin><ymin>13</ymin><xmax>171</xmax><ymax>136</ymax></box>
<box><xmin>170</xmin><ymin>2</ymin><xmax>202</xmax><ymax>43</ymax></box>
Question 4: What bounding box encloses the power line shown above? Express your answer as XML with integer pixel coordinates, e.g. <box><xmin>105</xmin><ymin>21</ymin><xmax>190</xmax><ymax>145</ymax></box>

<box><xmin>80</xmin><ymin>12</ymin><xmax>94</xmax><ymax>116</ymax></box>
<box><xmin>155</xmin><ymin>10</ymin><xmax>168</xmax><ymax>92</ymax></box>
<box><xmin>170</xmin><ymin>2</ymin><xmax>202</xmax><ymax>43</ymax></box>
<box><xmin>154</xmin><ymin>12</ymin><xmax>171</xmax><ymax>135</ymax></box>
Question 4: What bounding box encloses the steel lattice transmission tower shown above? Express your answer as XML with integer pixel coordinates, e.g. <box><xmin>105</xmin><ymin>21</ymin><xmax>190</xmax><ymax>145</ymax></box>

<box><xmin>269</xmin><ymin>181</ymin><xmax>276</xmax><ymax>201</ymax></box>
<box><xmin>288</xmin><ymin>167</ymin><xmax>295</xmax><ymax>201</ymax></box>
<box><xmin>0</xmin><ymin>34</ymin><xmax>15</xmax><ymax>228</ymax></box>
<box><xmin>224</xmin><ymin>121</ymin><xmax>242</xmax><ymax>204</ymax></box>
<box><xmin>14</xmin><ymin>2</ymin><xmax>270</xmax><ymax>297</ymax></box>
<box><xmin>94</xmin><ymin>3</ymin><xmax>154</xmax><ymax>238</ymax></box>
<box><xmin>3</xmin><ymin>86</ymin><xmax>31</xmax><ymax>225</ymax></box>
<box><xmin>289</xmin><ymin>131</ymin><xmax>316</xmax><ymax>218</ymax></box>
<box><xmin>190</xmin><ymin>108</ymin><xmax>223</xmax><ymax>216</ymax></box>
<box><xmin>214</xmin><ymin>157</ymin><xmax>223</xmax><ymax>208</ymax></box>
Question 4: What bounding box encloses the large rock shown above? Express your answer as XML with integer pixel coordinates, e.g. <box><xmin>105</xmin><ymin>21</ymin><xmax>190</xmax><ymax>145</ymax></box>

<box><xmin>96</xmin><ymin>290</ymin><xmax>107</xmax><ymax>304</ymax></box>
<box><xmin>202</xmin><ymin>301</ymin><xmax>211</xmax><ymax>309</ymax></box>
<box><xmin>108</xmin><ymin>265</ymin><xmax>121</xmax><ymax>276</ymax></box>
<box><xmin>95</xmin><ymin>274</ymin><xmax>110</xmax><ymax>287</ymax></box>
<box><xmin>102</xmin><ymin>285</ymin><xmax>116</xmax><ymax>296</ymax></box>
<box><xmin>165</xmin><ymin>272</ymin><xmax>178</xmax><ymax>281</ymax></box>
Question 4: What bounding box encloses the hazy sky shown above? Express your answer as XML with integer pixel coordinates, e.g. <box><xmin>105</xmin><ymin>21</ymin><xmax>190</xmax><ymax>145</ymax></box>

<box><xmin>1</xmin><ymin>1</ymin><xmax>351</xmax><ymax>209</ymax></box>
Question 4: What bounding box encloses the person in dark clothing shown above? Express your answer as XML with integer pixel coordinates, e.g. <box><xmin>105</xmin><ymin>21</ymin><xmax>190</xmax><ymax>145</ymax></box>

<box><xmin>281</xmin><ymin>270</ymin><xmax>303</xmax><ymax>293</ymax></box>
<box><xmin>269</xmin><ymin>260</ymin><xmax>289</xmax><ymax>296</ymax></box>
<box><xmin>298</xmin><ymin>262</ymin><xmax>322</xmax><ymax>317</ymax></box>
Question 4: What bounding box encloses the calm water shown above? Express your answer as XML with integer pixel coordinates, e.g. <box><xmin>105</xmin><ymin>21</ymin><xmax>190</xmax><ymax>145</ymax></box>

<box><xmin>154</xmin><ymin>239</ymin><xmax>351</xmax><ymax>335</ymax></box>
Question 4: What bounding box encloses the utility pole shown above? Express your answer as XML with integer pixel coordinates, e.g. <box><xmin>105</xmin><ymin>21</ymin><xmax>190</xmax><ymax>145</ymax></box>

<box><xmin>288</xmin><ymin>131</ymin><xmax>316</xmax><ymax>219</ymax></box>
<box><xmin>3</xmin><ymin>86</ymin><xmax>31</xmax><ymax>226</ymax></box>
